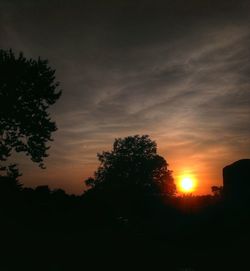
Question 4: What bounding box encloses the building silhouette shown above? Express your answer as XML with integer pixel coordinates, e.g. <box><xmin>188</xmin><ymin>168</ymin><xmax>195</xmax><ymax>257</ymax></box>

<box><xmin>223</xmin><ymin>159</ymin><xmax>250</xmax><ymax>201</ymax></box>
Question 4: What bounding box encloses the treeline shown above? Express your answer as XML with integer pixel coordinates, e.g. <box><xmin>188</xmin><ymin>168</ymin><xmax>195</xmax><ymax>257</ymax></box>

<box><xmin>1</xmin><ymin>49</ymin><xmax>249</xmax><ymax>270</ymax></box>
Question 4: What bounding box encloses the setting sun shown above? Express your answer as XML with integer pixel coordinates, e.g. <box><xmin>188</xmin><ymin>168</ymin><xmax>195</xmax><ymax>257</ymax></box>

<box><xmin>179</xmin><ymin>176</ymin><xmax>196</xmax><ymax>193</ymax></box>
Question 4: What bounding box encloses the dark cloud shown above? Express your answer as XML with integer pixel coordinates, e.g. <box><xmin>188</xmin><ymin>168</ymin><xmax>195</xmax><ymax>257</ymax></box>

<box><xmin>0</xmin><ymin>0</ymin><xmax>250</xmax><ymax>193</ymax></box>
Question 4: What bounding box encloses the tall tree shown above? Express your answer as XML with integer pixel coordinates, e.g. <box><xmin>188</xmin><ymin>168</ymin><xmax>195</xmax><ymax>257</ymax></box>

<box><xmin>85</xmin><ymin>135</ymin><xmax>176</xmax><ymax>197</ymax></box>
<box><xmin>0</xmin><ymin>49</ymin><xmax>61</xmax><ymax>176</ymax></box>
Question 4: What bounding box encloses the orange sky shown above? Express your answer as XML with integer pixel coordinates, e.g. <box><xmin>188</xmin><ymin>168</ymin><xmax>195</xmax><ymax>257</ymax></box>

<box><xmin>18</xmin><ymin>133</ymin><xmax>248</xmax><ymax>195</ymax></box>
<box><xmin>2</xmin><ymin>1</ymin><xmax>250</xmax><ymax>195</ymax></box>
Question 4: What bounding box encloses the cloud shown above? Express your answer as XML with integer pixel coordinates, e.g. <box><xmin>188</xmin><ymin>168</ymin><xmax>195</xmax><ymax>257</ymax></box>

<box><xmin>1</xmin><ymin>0</ymin><xmax>250</xmax><ymax>193</ymax></box>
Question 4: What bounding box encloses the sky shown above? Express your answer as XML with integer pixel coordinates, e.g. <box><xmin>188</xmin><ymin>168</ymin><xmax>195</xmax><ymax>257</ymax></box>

<box><xmin>0</xmin><ymin>0</ymin><xmax>250</xmax><ymax>194</ymax></box>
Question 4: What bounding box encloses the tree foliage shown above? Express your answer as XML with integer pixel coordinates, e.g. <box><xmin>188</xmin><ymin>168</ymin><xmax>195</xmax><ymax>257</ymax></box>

<box><xmin>0</xmin><ymin>49</ymin><xmax>61</xmax><ymax>175</ymax></box>
<box><xmin>211</xmin><ymin>185</ymin><xmax>223</xmax><ymax>197</ymax></box>
<box><xmin>85</xmin><ymin>135</ymin><xmax>176</xmax><ymax>197</ymax></box>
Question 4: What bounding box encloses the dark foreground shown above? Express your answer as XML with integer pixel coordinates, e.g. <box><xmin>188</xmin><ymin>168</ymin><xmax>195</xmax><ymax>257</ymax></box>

<box><xmin>1</xmin><ymin>188</ymin><xmax>250</xmax><ymax>271</ymax></box>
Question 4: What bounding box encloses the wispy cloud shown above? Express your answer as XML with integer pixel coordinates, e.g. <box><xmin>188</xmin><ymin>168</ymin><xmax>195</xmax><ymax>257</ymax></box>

<box><xmin>1</xmin><ymin>1</ymin><xmax>249</xmax><ymax>193</ymax></box>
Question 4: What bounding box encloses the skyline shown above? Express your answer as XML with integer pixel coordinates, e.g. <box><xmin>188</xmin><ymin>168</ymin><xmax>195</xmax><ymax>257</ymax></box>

<box><xmin>1</xmin><ymin>0</ymin><xmax>250</xmax><ymax>194</ymax></box>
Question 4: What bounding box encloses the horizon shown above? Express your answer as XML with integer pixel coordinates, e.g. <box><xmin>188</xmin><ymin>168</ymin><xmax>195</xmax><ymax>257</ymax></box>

<box><xmin>1</xmin><ymin>0</ymin><xmax>250</xmax><ymax>195</ymax></box>
<box><xmin>12</xmin><ymin>137</ymin><xmax>249</xmax><ymax>195</ymax></box>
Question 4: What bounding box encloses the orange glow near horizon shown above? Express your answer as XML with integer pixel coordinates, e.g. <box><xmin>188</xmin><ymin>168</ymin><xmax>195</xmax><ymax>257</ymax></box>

<box><xmin>180</xmin><ymin>177</ymin><xmax>194</xmax><ymax>191</ymax></box>
<box><xmin>166</xmin><ymin>155</ymin><xmax>222</xmax><ymax>195</ymax></box>
<box><xmin>177</xmin><ymin>173</ymin><xmax>197</xmax><ymax>194</ymax></box>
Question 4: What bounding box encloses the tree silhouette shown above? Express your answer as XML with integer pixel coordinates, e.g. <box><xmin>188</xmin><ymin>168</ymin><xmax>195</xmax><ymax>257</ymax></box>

<box><xmin>211</xmin><ymin>185</ymin><xmax>223</xmax><ymax>197</ymax></box>
<box><xmin>0</xmin><ymin>175</ymin><xmax>22</xmax><ymax>194</ymax></box>
<box><xmin>85</xmin><ymin>135</ymin><xmax>176</xmax><ymax>197</ymax></box>
<box><xmin>0</xmin><ymin>49</ymin><xmax>61</xmax><ymax>176</ymax></box>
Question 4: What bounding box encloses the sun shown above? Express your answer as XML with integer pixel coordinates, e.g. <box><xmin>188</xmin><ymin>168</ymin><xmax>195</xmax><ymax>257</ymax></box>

<box><xmin>180</xmin><ymin>176</ymin><xmax>195</xmax><ymax>193</ymax></box>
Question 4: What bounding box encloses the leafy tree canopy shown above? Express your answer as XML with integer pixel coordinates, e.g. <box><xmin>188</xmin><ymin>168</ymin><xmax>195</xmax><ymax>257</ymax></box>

<box><xmin>0</xmin><ymin>49</ymin><xmax>61</xmax><ymax>176</ymax></box>
<box><xmin>85</xmin><ymin>135</ymin><xmax>176</xmax><ymax>197</ymax></box>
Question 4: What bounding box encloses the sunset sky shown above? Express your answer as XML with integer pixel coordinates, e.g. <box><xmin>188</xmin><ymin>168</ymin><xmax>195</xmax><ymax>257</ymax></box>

<box><xmin>1</xmin><ymin>0</ymin><xmax>250</xmax><ymax>194</ymax></box>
